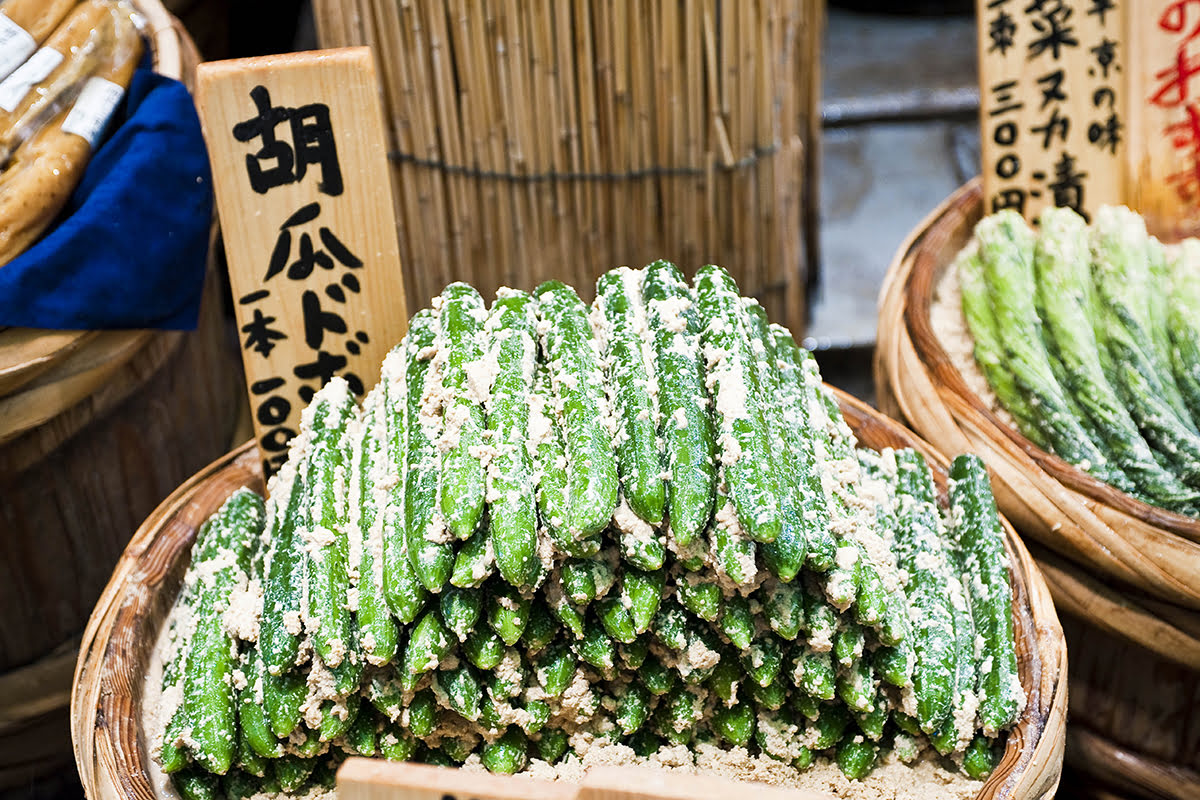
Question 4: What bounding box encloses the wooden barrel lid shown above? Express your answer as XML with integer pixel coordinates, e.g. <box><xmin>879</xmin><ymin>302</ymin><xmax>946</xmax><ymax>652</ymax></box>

<box><xmin>0</xmin><ymin>330</ymin><xmax>97</xmax><ymax>398</ymax></box>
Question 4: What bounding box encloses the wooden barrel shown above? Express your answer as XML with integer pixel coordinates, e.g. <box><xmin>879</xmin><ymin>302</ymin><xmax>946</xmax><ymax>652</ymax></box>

<box><xmin>161</xmin><ymin>0</ymin><xmax>230</xmax><ymax>60</ymax></box>
<box><xmin>71</xmin><ymin>390</ymin><xmax>1066</xmax><ymax>800</ymax></box>
<box><xmin>874</xmin><ymin>178</ymin><xmax>1200</xmax><ymax>799</ymax></box>
<box><xmin>311</xmin><ymin>0</ymin><xmax>821</xmax><ymax>334</ymax></box>
<box><xmin>0</xmin><ymin>4</ymin><xmax>242</xmax><ymax>788</ymax></box>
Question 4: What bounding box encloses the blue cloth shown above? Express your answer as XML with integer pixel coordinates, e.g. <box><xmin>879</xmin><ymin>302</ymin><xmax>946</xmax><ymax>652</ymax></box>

<box><xmin>0</xmin><ymin>66</ymin><xmax>213</xmax><ymax>330</ymax></box>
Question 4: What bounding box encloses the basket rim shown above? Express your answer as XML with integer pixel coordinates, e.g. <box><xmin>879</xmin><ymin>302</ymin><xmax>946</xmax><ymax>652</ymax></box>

<box><xmin>900</xmin><ymin>179</ymin><xmax>1200</xmax><ymax>541</ymax></box>
<box><xmin>1030</xmin><ymin>540</ymin><xmax>1200</xmax><ymax>670</ymax></box>
<box><xmin>71</xmin><ymin>392</ymin><xmax>1067</xmax><ymax>800</ymax></box>
<box><xmin>131</xmin><ymin>0</ymin><xmax>185</xmax><ymax>83</ymax></box>
<box><xmin>876</xmin><ymin>179</ymin><xmax>1200</xmax><ymax>662</ymax></box>
<box><xmin>835</xmin><ymin>389</ymin><xmax>1065</xmax><ymax>800</ymax></box>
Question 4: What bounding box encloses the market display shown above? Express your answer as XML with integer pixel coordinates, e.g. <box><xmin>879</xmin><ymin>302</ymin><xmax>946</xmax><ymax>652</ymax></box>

<box><xmin>0</xmin><ymin>0</ymin><xmax>141</xmax><ymax>266</ymax></box>
<box><xmin>957</xmin><ymin>206</ymin><xmax>1200</xmax><ymax>516</ymax></box>
<box><xmin>153</xmin><ymin>262</ymin><xmax>1024</xmax><ymax>799</ymax></box>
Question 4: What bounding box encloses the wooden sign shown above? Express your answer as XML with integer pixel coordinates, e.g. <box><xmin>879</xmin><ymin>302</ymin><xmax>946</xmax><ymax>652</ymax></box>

<box><xmin>196</xmin><ymin>48</ymin><xmax>408</xmax><ymax>478</ymax></box>
<box><xmin>337</xmin><ymin>760</ymin><xmax>572</xmax><ymax>800</ymax></box>
<box><xmin>335</xmin><ymin>758</ymin><xmax>837</xmax><ymax>800</ymax></box>
<box><xmin>977</xmin><ymin>1</ymin><xmax>1200</xmax><ymax>238</ymax></box>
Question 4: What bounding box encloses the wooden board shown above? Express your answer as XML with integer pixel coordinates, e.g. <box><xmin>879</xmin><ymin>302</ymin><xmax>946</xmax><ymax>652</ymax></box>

<box><xmin>195</xmin><ymin>47</ymin><xmax>408</xmax><ymax>478</ymax></box>
<box><xmin>70</xmin><ymin>393</ymin><xmax>1067</xmax><ymax>800</ymax></box>
<box><xmin>1127</xmin><ymin>3</ymin><xmax>1200</xmax><ymax>239</ymax></box>
<box><xmin>976</xmin><ymin>1</ymin><xmax>1200</xmax><ymax>238</ymax></box>
<box><xmin>976</xmin><ymin>0</ymin><xmax>1125</xmax><ymax>223</ymax></box>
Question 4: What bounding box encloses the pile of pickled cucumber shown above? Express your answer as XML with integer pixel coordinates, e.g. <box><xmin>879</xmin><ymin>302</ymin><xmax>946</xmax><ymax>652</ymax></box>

<box><xmin>158</xmin><ymin>262</ymin><xmax>1023</xmax><ymax>800</ymax></box>
<box><xmin>960</xmin><ymin>206</ymin><xmax>1200</xmax><ymax>515</ymax></box>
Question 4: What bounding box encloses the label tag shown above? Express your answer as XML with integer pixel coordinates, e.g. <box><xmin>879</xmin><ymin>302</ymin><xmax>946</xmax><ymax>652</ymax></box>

<box><xmin>1129</xmin><ymin>3</ymin><xmax>1200</xmax><ymax>238</ymax></box>
<box><xmin>61</xmin><ymin>76</ymin><xmax>125</xmax><ymax>148</ymax></box>
<box><xmin>0</xmin><ymin>47</ymin><xmax>63</xmax><ymax>112</ymax></box>
<box><xmin>0</xmin><ymin>14</ymin><xmax>36</xmax><ymax>81</ymax></box>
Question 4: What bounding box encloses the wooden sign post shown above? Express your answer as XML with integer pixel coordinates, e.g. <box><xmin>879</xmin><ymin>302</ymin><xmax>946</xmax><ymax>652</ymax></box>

<box><xmin>335</xmin><ymin>758</ymin><xmax>838</xmax><ymax>800</ymax></box>
<box><xmin>196</xmin><ymin>47</ymin><xmax>409</xmax><ymax>478</ymax></box>
<box><xmin>977</xmin><ymin>1</ymin><xmax>1200</xmax><ymax>238</ymax></box>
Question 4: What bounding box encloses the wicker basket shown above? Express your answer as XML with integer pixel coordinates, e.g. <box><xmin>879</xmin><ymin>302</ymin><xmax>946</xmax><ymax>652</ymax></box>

<box><xmin>311</xmin><ymin>0</ymin><xmax>821</xmax><ymax>334</ymax></box>
<box><xmin>875</xmin><ymin>178</ymin><xmax>1200</xmax><ymax>799</ymax></box>
<box><xmin>0</xmin><ymin>3</ymin><xmax>243</xmax><ymax>788</ymax></box>
<box><xmin>71</xmin><ymin>389</ymin><xmax>1066</xmax><ymax>800</ymax></box>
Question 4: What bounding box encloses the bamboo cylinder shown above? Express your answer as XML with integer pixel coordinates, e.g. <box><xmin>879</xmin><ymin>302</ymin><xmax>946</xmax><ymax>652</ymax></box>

<box><xmin>875</xmin><ymin>178</ymin><xmax>1200</xmax><ymax>799</ymax></box>
<box><xmin>70</xmin><ymin>391</ymin><xmax>1066</xmax><ymax>800</ymax></box>
<box><xmin>0</xmin><ymin>4</ymin><xmax>242</xmax><ymax>788</ymax></box>
<box><xmin>310</xmin><ymin>0</ymin><xmax>821</xmax><ymax>334</ymax></box>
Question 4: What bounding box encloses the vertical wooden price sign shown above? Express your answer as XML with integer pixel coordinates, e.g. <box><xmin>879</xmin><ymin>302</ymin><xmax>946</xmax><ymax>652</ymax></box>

<box><xmin>196</xmin><ymin>48</ymin><xmax>409</xmax><ymax>478</ymax></box>
<box><xmin>976</xmin><ymin>0</ymin><xmax>1126</xmax><ymax>223</ymax></box>
<box><xmin>978</xmin><ymin>1</ymin><xmax>1200</xmax><ymax>238</ymax></box>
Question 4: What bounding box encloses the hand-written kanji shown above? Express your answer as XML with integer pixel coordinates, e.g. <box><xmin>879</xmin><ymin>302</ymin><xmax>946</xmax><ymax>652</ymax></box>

<box><xmin>977</xmin><ymin>0</ymin><xmax>1124</xmax><ymax>222</ymax></box>
<box><xmin>1149</xmin><ymin>1</ymin><xmax>1200</xmax><ymax>204</ymax></box>
<box><xmin>230</xmin><ymin>87</ymin><xmax>366</xmax><ymax>473</ymax></box>
<box><xmin>267</xmin><ymin>202</ymin><xmax>363</xmax><ymax>282</ymax></box>
<box><xmin>989</xmin><ymin>2</ymin><xmax>1019</xmax><ymax>54</ymax></box>
<box><xmin>1026</xmin><ymin>0</ymin><xmax>1080</xmax><ymax>61</ymax></box>
<box><xmin>238</xmin><ymin>197</ymin><xmax>369</xmax><ymax>472</ymax></box>
<box><xmin>240</xmin><ymin>292</ymin><xmax>285</xmax><ymax>357</ymax></box>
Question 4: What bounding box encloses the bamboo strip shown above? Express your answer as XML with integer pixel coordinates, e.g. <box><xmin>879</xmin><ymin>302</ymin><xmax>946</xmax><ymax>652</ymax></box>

<box><xmin>310</xmin><ymin>0</ymin><xmax>818</xmax><ymax>330</ymax></box>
